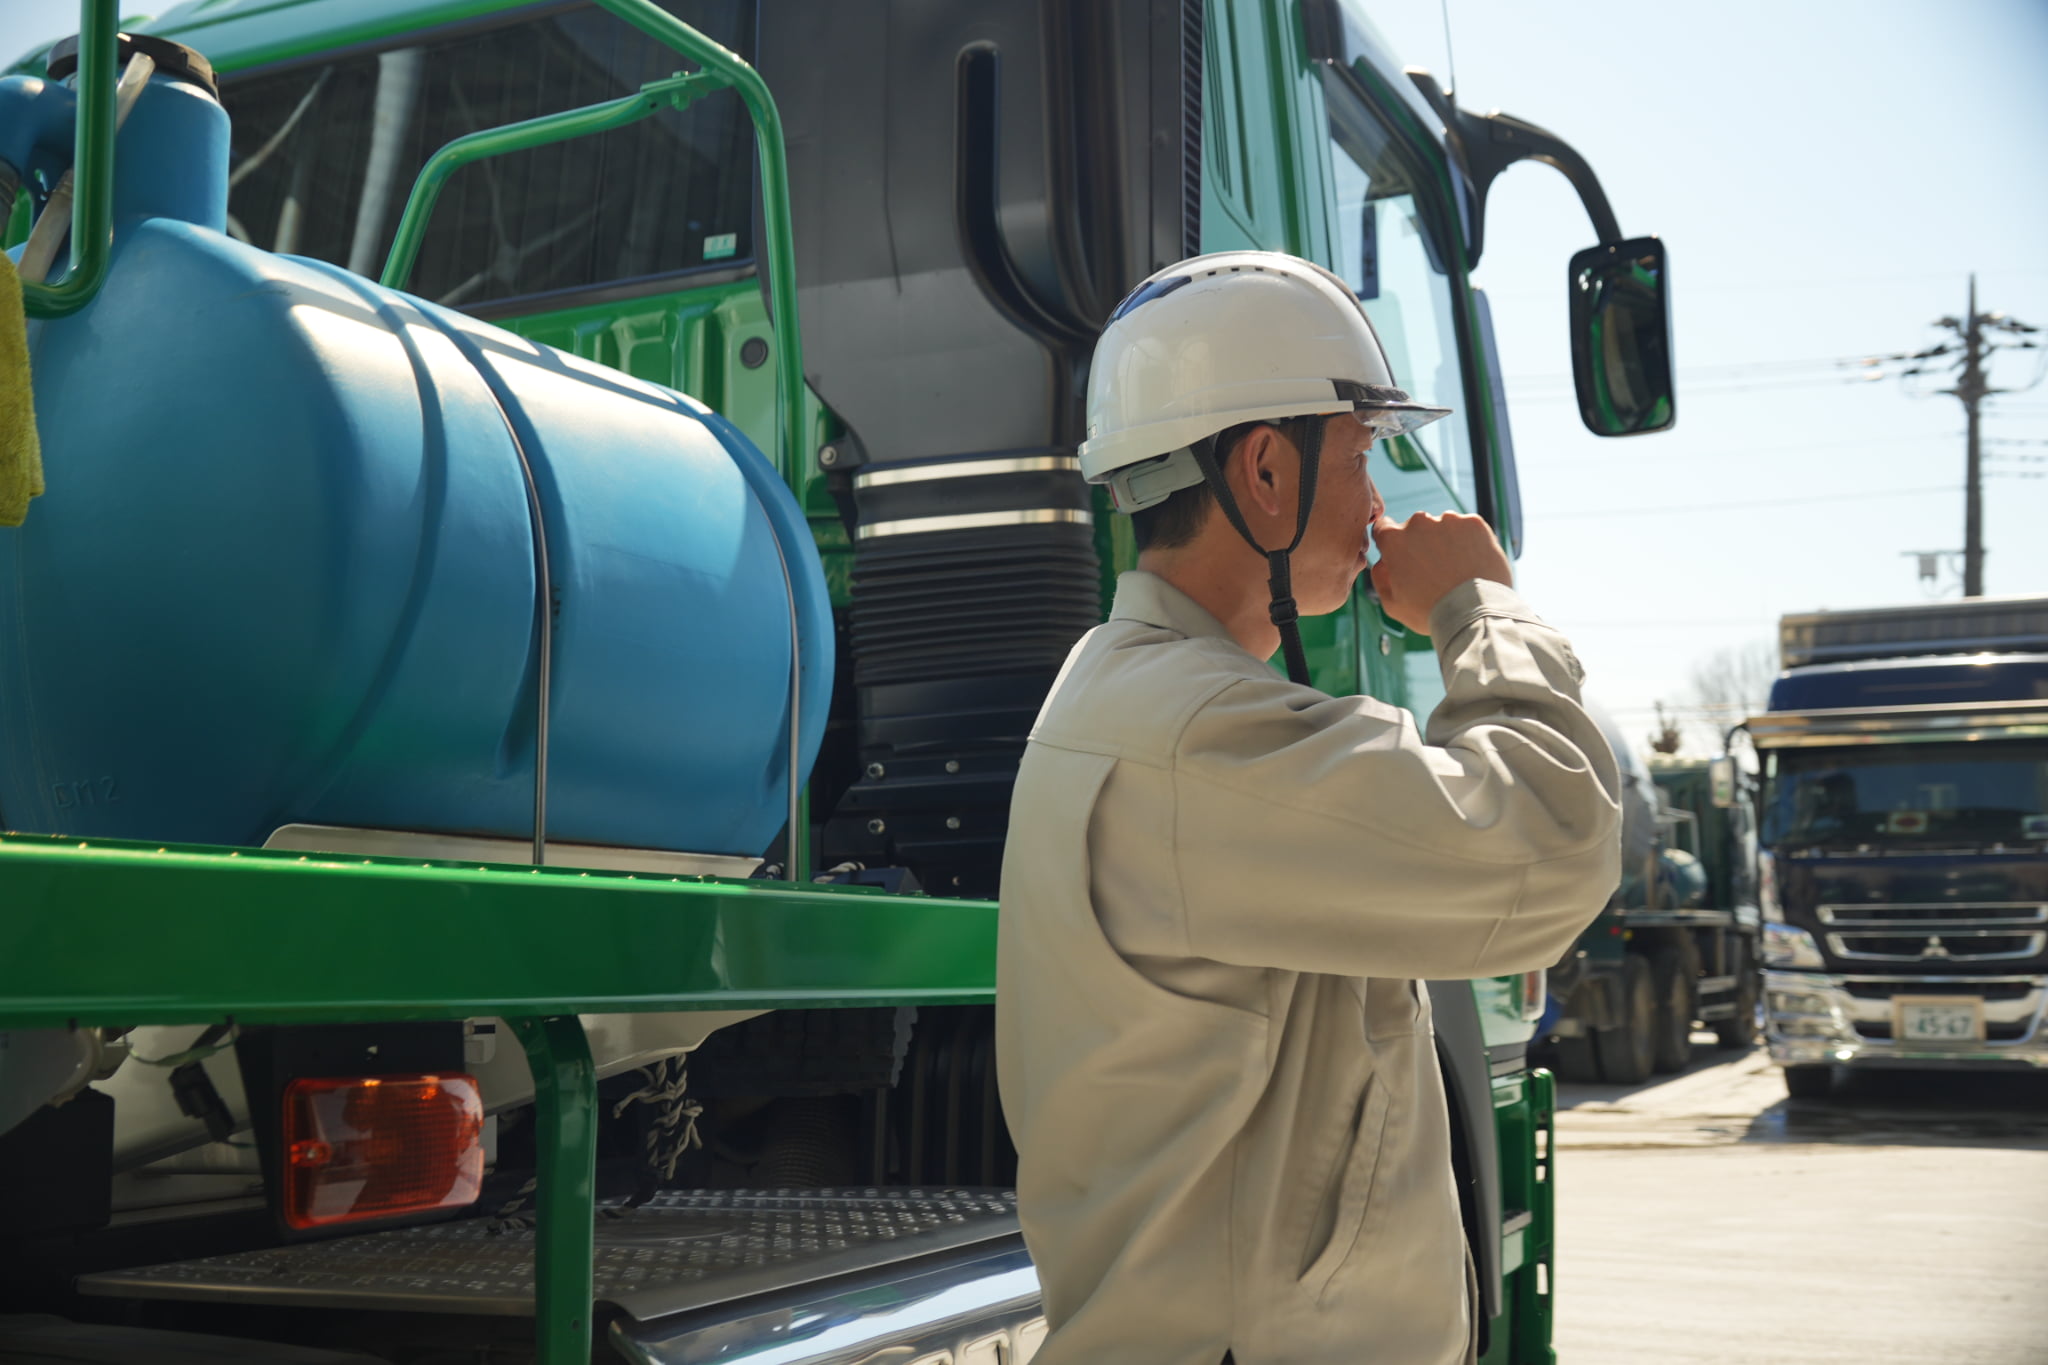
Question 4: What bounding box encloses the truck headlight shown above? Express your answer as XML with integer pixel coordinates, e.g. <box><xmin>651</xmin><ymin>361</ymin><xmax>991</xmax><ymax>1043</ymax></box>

<box><xmin>1762</xmin><ymin>922</ymin><xmax>1826</xmax><ymax>970</ymax></box>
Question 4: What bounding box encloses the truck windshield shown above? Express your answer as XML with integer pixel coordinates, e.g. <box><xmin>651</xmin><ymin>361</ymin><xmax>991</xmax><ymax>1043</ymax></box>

<box><xmin>1763</xmin><ymin>742</ymin><xmax>2048</xmax><ymax>850</ymax></box>
<box><xmin>219</xmin><ymin>0</ymin><xmax>755</xmax><ymax>310</ymax></box>
<box><xmin>1320</xmin><ymin>69</ymin><xmax>1475</xmax><ymax>509</ymax></box>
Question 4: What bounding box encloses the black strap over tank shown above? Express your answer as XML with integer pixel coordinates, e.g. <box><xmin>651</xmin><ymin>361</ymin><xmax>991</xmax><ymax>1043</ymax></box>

<box><xmin>1189</xmin><ymin>417</ymin><xmax>1324</xmax><ymax>688</ymax></box>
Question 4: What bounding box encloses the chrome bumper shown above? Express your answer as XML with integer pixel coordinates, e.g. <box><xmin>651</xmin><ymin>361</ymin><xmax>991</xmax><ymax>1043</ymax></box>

<box><xmin>612</xmin><ymin>1238</ymin><xmax>1043</xmax><ymax>1365</ymax></box>
<box><xmin>1765</xmin><ymin>971</ymin><xmax>2048</xmax><ymax>1068</ymax></box>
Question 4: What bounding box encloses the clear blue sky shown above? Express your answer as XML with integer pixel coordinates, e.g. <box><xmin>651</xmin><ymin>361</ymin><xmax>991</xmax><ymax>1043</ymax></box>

<box><xmin>7</xmin><ymin>1</ymin><xmax>2047</xmax><ymax>753</ymax></box>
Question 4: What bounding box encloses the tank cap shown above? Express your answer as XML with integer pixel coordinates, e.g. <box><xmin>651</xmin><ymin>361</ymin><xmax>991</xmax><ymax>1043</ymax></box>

<box><xmin>46</xmin><ymin>32</ymin><xmax>219</xmax><ymax>103</ymax></box>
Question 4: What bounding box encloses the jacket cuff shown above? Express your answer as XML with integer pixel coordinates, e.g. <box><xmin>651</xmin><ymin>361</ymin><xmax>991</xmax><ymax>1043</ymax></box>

<box><xmin>1426</xmin><ymin>579</ymin><xmax>1541</xmax><ymax>643</ymax></box>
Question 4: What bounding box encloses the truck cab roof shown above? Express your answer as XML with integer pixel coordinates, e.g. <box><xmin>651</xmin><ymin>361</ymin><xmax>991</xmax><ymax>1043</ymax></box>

<box><xmin>1770</xmin><ymin>652</ymin><xmax>2048</xmax><ymax>713</ymax></box>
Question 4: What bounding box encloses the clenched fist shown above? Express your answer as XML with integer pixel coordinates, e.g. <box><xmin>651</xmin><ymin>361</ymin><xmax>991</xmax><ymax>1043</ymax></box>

<box><xmin>1368</xmin><ymin>511</ymin><xmax>1512</xmax><ymax>635</ymax></box>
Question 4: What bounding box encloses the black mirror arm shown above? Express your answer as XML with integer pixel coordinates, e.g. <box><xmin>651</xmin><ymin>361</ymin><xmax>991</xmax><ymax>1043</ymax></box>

<box><xmin>1406</xmin><ymin>70</ymin><xmax>1622</xmax><ymax>265</ymax></box>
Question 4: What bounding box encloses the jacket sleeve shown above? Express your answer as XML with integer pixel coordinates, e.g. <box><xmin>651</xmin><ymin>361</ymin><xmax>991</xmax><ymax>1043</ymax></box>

<box><xmin>1168</xmin><ymin>580</ymin><xmax>1621</xmax><ymax>980</ymax></box>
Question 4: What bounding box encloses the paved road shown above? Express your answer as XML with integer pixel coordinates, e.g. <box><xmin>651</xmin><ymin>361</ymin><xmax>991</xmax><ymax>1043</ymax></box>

<box><xmin>1550</xmin><ymin>1039</ymin><xmax>2048</xmax><ymax>1365</ymax></box>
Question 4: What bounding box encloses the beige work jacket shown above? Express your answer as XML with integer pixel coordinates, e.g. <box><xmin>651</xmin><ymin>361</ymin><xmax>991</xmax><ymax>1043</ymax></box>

<box><xmin>996</xmin><ymin>571</ymin><xmax>1620</xmax><ymax>1365</ymax></box>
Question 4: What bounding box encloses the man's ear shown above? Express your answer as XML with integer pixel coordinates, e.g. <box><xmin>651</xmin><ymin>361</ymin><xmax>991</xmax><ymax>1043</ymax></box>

<box><xmin>1231</xmin><ymin>424</ymin><xmax>1288</xmax><ymax>520</ymax></box>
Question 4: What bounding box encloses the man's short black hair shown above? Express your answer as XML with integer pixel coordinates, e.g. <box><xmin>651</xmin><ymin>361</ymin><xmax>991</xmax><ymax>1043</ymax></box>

<box><xmin>1128</xmin><ymin>418</ymin><xmax>1306</xmax><ymax>552</ymax></box>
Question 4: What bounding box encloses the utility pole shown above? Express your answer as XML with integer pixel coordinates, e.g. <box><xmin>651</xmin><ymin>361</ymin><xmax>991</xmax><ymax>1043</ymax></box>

<box><xmin>1956</xmin><ymin>277</ymin><xmax>1987</xmax><ymax>596</ymax></box>
<box><xmin>1867</xmin><ymin>278</ymin><xmax>2042</xmax><ymax>598</ymax></box>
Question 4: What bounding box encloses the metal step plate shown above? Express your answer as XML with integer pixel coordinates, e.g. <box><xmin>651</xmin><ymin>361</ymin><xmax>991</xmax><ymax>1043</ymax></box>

<box><xmin>78</xmin><ymin>1188</ymin><xmax>1020</xmax><ymax>1322</ymax></box>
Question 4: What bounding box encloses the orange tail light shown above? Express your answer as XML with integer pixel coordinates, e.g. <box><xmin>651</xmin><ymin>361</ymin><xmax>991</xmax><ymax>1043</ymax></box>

<box><xmin>281</xmin><ymin>1074</ymin><xmax>485</xmax><ymax>1229</ymax></box>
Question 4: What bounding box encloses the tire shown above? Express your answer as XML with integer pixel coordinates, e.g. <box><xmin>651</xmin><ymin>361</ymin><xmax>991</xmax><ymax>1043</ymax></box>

<box><xmin>1648</xmin><ymin>950</ymin><xmax>1694</xmax><ymax>1075</ymax></box>
<box><xmin>1713</xmin><ymin>940</ymin><xmax>1763</xmax><ymax>1050</ymax></box>
<box><xmin>1595</xmin><ymin>954</ymin><xmax>1658</xmax><ymax>1085</ymax></box>
<box><xmin>1783</xmin><ymin>1064</ymin><xmax>1833</xmax><ymax>1101</ymax></box>
<box><xmin>1552</xmin><ymin>1030</ymin><xmax>1601</xmax><ymax>1084</ymax></box>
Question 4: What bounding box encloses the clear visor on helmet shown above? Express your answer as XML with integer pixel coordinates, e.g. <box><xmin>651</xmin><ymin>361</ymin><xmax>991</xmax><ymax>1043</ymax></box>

<box><xmin>1338</xmin><ymin>386</ymin><xmax>1453</xmax><ymax>440</ymax></box>
<box><xmin>1103</xmin><ymin>397</ymin><xmax>1450</xmax><ymax>513</ymax></box>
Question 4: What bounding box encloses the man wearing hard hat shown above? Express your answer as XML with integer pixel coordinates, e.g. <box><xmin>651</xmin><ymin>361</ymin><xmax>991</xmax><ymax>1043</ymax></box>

<box><xmin>996</xmin><ymin>252</ymin><xmax>1622</xmax><ymax>1365</ymax></box>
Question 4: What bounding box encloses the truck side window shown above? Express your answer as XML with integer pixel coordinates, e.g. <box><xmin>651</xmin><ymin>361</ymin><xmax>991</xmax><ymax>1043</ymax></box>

<box><xmin>221</xmin><ymin>0</ymin><xmax>755</xmax><ymax>310</ymax></box>
<box><xmin>1323</xmin><ymin>82</ymin><xmax>1476</xmax><ymax>509</ymax></box>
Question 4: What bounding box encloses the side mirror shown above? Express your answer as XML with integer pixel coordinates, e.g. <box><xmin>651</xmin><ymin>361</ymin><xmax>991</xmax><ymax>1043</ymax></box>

<box><xmin>1707</xmin><ymin>755</ymin><xmax>1738</xmax><ymax>809</ymax></box>
<box><xmin>1569</xmin><ymin>236</ymin><xmax>1674</xmax><ymax>436</ymax></box>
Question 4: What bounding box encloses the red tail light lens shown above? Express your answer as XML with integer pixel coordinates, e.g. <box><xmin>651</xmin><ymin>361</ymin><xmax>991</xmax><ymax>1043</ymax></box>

<box><xmin>281</xmin><ymin>1074</ymin><xmax>484</xmax><ymax>1229</ymax></box>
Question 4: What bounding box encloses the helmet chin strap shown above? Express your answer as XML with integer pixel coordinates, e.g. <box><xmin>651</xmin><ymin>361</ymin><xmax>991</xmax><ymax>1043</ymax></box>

<box><xmin>1189</xmin><ymin>418</ymin><xmax>1324</xmax><ymax>687</ymax></box>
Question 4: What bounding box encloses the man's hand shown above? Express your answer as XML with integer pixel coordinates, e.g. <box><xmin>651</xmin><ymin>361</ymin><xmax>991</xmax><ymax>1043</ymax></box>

<box><xmin>1368</xmin><ymin>511</ymin><xmax>1513</xmax><ymax>635</ymax></box>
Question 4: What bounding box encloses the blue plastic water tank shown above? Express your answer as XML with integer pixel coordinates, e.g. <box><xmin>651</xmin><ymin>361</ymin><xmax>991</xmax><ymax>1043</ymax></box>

<box><xmin>0</xmin><ymin>66</ymin><xmax>832</xmax><ymax>858</ymax></box>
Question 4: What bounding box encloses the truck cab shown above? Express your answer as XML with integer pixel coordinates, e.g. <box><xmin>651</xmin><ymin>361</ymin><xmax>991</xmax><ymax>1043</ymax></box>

<box><xmin>1</xmin><ymin>2</ymin><xmax>1672</xmax><ymax>1360</ymax></box>
<box><xmin>1752</xmin><ymin>597</ymin><xmax>2048</xmax><ymax>1099</ymax></box>
<box><xmin>1541</xmin><ymin>710</ymin><xmax>1762</xmax><ymax>1086</ymax></box>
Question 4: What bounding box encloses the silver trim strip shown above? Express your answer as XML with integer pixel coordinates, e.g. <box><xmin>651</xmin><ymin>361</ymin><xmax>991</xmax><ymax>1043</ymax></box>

<box><xmin>856</xmin><ymin>508</ymin><xmax>1093</xmax><ymax>540</ymax></box>
<box><xmin>1819</xmin><ymin>903</ymin><xmax>2048</xmax><ymax>926</ymax></box>
<box><xmin>1748</xmin><ymin>700</ymin><xmax>2048</xmax><ymax>748</ymax></box>
<box><xmin>855</xmin><ymin>455</ymin><xmax>1080</xmax><ymax>488</ymax></box>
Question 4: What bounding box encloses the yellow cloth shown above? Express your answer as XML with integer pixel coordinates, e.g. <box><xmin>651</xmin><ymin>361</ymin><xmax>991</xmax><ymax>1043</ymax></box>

<box><xmin>0</xmin><ymin>252</ymin><xmax>44</xmax><ymax>527</ymax></box>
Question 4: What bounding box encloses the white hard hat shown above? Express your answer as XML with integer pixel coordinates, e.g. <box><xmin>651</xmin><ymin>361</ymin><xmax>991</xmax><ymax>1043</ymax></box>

<box><xmin>1080</xmin><ymin>251</ymin><xmax>1451</xmax><ymax>512</ymax></box>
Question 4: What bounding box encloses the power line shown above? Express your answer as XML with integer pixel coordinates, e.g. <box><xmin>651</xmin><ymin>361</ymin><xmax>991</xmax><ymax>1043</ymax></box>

<box><xmin>1508</xmin><ymin>376</ymin><xmax>1889</xmax><ymax>405</ymax></box>
<box><xmin>1508</xmin><ymin>353</ymin><xmax>1889</xmax><ymax>387</ymax></box>
<box><xmin>1533</xmin><ymin>431</ymin><xmax>1949</xmax><ymax>473</ymax></box>
<box><xmin>1509</xmin><ymin>371</ymin><xmax>1901</xmax><ymax>402</ymax></box>
<box><xmin>1478</xmin><ymin>267</ymin><xmax>2048</xmax><ymax>304</ymax></box>
<box><xmin>1542</xmin><ymin>484</ymin><xmax>1956</xmax><ymax>522</ymax></box>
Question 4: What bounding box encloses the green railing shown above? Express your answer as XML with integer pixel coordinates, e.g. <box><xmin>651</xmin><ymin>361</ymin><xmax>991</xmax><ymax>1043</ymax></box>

<box><xmin>20</xmin><ymin>0</ymin><xmax>115</xmax><ymax>319</ymax></box>
<box><xmin>378</xmin><ymin>72</ymin><xmax>717</xmax><ymax>293</ymax></box>
<box><xmin>0</xmin><ymin>833</ymin><xmax>999</xmax><ymax>1361</ymax></box>
<box><xmin>378</xmin><ymin>0</ymin><xmax>807</xmax><ymax>501</ymax></box>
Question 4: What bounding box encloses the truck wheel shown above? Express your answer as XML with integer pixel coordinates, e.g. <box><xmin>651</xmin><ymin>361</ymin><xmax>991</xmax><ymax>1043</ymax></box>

<box><xmin>1783</xmin><ymin>1064</ymin><xmax>1833</xmax><ymax>1101</ymax></box>
<box><xmin>1713</xmin><ymin>942</ymin><xmax>1762</xmax><ymax>1050</ymax></box>
<box><xmin>1552</xmin><ymin>1030</ymin><xmax>1601</xmax><ymax>1084</ymax></box>
<box><xmin>1648</xmin><ymin>950</ymin><xmax>1694</xmax><ymax>1075</ymax></box>
<box><xmin>1595</xmin><ymin>954</ymin><xmax>1657</xmax><ymax>1085</ymax></box>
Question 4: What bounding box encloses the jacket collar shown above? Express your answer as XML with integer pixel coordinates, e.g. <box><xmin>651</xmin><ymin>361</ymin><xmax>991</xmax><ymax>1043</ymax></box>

<box><xmin>1108</xmin><ymin>570</ymin><xmax>1239</xmax><ymax>644</ymax></box>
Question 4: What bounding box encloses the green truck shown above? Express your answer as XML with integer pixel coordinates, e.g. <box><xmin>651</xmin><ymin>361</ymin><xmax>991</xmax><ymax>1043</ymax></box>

<box><xmin>0</xmin><ymin>1</ymin><xmax>1673</xmax><ymax>1360</ymax></box>
<box><xmin>1542</xmin><ymin>731</ymin><xmax>1764</xmax><ymax>1085</ymax></box>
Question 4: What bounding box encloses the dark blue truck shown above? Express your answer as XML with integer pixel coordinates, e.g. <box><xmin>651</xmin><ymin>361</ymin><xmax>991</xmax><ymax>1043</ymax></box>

<box><xmin>1750</xmin><ymin>598</ymin><xmax>2048</xmax><ymax>1099</ymax></box>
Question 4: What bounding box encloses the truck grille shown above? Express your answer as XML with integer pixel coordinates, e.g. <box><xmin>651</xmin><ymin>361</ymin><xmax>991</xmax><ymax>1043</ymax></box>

<box><xmin>1838</xmin><ymin>975</ymin><xmax>2045</xmax><ymax>1044</ymax></box>
<box><xmin>1825</xmin><ymin>930</ymin><xmax>2046</xmax><ymax>962</ymax></box>
<box><xmin>1853</xmin><ymin>1019</ymin><xmax>2032</xmax><ymax>1042</ymax></box>
<box><xmin>1818</xmin><ymin>903</ymin><xmax>2047</xmax><ymax>925</ymax></box>
<box><xmin>1843</xmin><ymin>978</ymin><xmax>2037</xmax><ymax>1002</ymax></box>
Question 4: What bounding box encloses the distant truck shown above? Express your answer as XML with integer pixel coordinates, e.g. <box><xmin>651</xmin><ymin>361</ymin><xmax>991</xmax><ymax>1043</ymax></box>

<box><xmin>1541</xmin><ymin>715</ymin><xmax>1763</xmax><ymax>1085</ymax></box>
<box><xmin>1750</xmin><ymin>597</ymin><xmax>2048</xmax><ymax>1099</ymax></box>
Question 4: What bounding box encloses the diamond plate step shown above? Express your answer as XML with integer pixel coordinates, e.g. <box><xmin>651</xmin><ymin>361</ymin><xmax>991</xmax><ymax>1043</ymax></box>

<box><xmin>79</xmin><ymin>1188</ymin><xmax>1020</xmax><ymax>1322</ymax></box>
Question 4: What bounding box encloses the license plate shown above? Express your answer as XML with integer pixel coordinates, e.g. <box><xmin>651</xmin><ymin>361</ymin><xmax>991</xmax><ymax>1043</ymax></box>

<box><xmin>1892</xmin><ymin>996</ymin><xmax>1985</xmax><ymax>1043</ymax></box>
